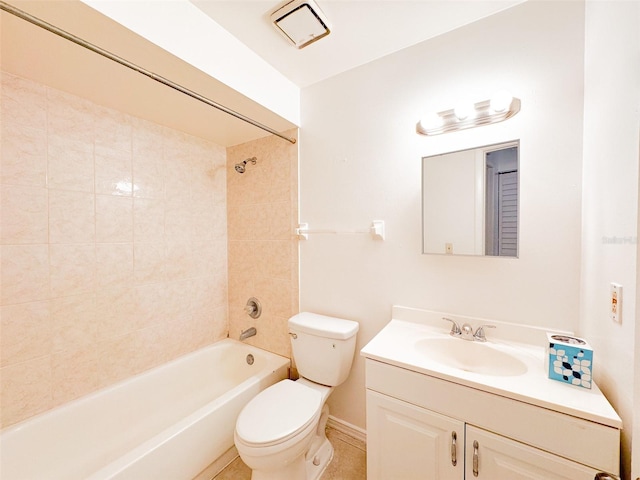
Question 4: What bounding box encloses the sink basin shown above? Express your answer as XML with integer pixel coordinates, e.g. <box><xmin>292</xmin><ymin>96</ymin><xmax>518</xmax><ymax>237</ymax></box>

<box><xmin>414</xmin><ymin>337</ymin><xmax>528</xmax><ymax>376</ymax></box>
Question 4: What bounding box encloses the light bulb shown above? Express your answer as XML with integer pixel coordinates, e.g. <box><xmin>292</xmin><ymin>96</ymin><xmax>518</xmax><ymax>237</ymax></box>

<box><xmin>490</xmin><ymin>90</ymin><xmax>513</xmax><ymax>112</ymax></box>
<box><xmin>454</xmin><ymin>103</ymin><xmax>475</xmax><ymax>121</ymax></box>
<box><xmin>418</xmin><ymin>112</ymin><xmax>443</xmax><ymax>131</ymax></box>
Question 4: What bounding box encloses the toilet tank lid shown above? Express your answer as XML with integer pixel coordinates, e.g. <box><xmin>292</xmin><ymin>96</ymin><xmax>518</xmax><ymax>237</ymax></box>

<box><xmin>289</xmin><ymin>312</ymin><xmax>359</xmax><ymax>340</ymax></box>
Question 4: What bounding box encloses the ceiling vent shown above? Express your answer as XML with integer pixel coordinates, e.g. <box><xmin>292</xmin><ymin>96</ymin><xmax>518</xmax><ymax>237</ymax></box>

<box><xmin>270</xmin><ymin>0</ymin><xmax>331</xmax><ymax>49</ymax></box>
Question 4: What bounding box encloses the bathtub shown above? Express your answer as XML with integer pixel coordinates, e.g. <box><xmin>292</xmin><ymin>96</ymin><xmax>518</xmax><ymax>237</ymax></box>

<box><xmin>0</xmin><ymin>339</ymin><xmax>290</xmax><ymax>480</ymax></box>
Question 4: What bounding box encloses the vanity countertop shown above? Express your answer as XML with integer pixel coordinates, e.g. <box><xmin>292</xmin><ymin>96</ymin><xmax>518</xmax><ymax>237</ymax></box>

<box><xmin>361</xmin><ymin>307</ymin><xmax>622</xmax><ymax>429</ymax></box>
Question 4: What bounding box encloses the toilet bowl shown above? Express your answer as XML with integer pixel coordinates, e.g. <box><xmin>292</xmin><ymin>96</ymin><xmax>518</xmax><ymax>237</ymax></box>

<box><xmin>234</xmin><ymin>379</ymin><xmax>330</xmax><ymax>480</ymax></box>
<box><xmin>234</xmin><ymin>313</ymin><xmax>359</xmax><ymax>480</ymax></box>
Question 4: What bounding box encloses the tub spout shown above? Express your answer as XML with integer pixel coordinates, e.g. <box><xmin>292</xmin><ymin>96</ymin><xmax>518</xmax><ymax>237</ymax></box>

<box><xmin>240</xmin><ymin>327</ymin><xmax>257</xmax><ymax>341</ymax></box>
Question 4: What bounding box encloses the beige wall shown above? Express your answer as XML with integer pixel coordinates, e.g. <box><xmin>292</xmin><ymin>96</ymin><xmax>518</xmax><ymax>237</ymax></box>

<box><xmin>226</xmin><ymin>130</ymin><xmax>299</xmax><ymax>359</ymax></box>
<box><xmin>0</xmin><ymin>72</ymin><xmax>229</xmax><ymax>428</ymax></box>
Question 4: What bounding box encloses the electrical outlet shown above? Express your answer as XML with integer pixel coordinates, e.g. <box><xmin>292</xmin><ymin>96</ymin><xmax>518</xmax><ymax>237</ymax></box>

<box><xmin>610</xmin><ymin>283</ymin><xmax>622</xmax><ymax>323</ymax></box>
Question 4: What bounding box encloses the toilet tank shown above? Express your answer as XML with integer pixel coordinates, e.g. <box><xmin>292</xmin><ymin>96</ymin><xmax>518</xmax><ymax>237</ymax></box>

<box><xmin>289</xmin><ymin>312</ymin><xmax>359</xmax><ymax>387</ymax></box>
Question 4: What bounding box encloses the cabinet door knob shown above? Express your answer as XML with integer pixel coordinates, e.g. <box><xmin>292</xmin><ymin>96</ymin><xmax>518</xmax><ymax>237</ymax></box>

<box><xmin>473</xmin><ymin>440</ymin><xmax>479</xmax><ymax>477</ymax></box>
<box><xmin>450</xmin><ymin>431</ymin><xmax>457</xmax><ymax>466</ymax></box>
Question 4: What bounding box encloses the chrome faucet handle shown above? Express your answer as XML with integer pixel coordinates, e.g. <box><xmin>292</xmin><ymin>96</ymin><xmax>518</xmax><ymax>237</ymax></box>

<box><xmin>442</xmin><ymin>317</ymin><xmax>462</xmax><ymax>337</ymax></box>
<box><xmin>473</xmin><ymin>324</ymin><xmax>496</xmax><ymax>342</ymax></box>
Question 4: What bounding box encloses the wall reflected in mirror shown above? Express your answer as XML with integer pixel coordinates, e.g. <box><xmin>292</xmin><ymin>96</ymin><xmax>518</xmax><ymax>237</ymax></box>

<box><xmin>422</xmin><ymin>141</ymin><xmax>519</xmax><ymax>257</ymax></box>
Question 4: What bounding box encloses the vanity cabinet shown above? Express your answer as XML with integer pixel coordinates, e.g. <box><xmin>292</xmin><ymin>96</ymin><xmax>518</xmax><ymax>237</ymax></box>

<box><xmin>464</xmin><ymin>425</ymin><xmax>600</xmax><ymax>479</ymax></box>
<box><xmin>367</xmin><ymin>390</ymin><xmax>463</xmax><ymax>480</ymax></box>
<box><xmin>365</xmin><ymin>359</ymin><xmax>620</xmax><ymax>480</ymax></box>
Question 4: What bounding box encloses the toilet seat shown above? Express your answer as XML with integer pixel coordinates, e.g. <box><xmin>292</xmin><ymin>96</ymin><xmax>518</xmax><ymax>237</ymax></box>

<box><xmin>235</xmin><ymin>380</ymin><xmax>322</xmax><ymax>448</ymax></box>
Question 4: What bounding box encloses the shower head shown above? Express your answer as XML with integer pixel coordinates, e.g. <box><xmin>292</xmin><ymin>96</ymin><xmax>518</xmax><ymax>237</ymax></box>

<box><xmin>234</xmin><ymin>157</ymin><xmax>257</xmax><ymax>174</ymax></box>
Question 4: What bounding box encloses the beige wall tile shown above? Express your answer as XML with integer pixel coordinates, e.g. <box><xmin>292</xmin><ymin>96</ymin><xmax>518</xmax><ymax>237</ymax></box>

<box><xmin>49</xmin><ymin>244</ymin><xmax>96</xmax><ymax>297</ymax></box>
<box><xmin>193</xmin><ymin>275</ymin><xmax>227</xmax><ymax>316</ymax></box>
<box><xmin>95</xmin><ymin>287</ymin><xmax>136</xmax><ymax>340</ymax></box>
<box><xmin>132</xmin><ymin>119</ymin><xmax>164</xmax><ymax>198</ymax></box>
<box><xmin>52</xmin><ymin>345</ymin><xmax>99</xmax><ymax>406</ymax></box>
<box><xmin>0</xmin><ymin>122</ymin><xmax>47</xmax><ymax>187</ymax></box>
<box><xmin>94</xmin><ymin>106</ymin><xmax>132</xmax><ymax>152</ymax></box>
<box><xmin>96</xmin><ymin>332</ymin><xmax>141</xmax><ymax>387</ymax></box>
<box><xmin>262</xmin><ymin>165</ymin><xmax>291</xmax><ymax>204</ymax></box>
<box><xmin>150</xmin><ymin>317</ymin><xmax>190</xmax><ymax>365</ymax></box>
<box><xmin>47</xmin><ymin>89</ymin><xmax>95</xmax><ymax>143</ymax></box>
<box><xmin>164</xmin><ymin>197</ymin><xmax>193</xmax><ymax>241</ymax></box>
<box><xmin>191</xmin><ymin>309</ymin><xmax>217</xmax><ymax>349</ymax></box>
<box><xmin>211</xmin><ymin>305</ymin><xmax>229</xmax><ymax>342</ymax></box>
<box><xmin>255</xmin><ymin>277</ymin><xmax>293</xmax><ymax>319</ymax></box>
<box><xmin>163</xmin><ymin>279</ymin><xmax>193</xmax><ymax>320</ymax></box>
<box><xmin>164</xmin><ymin>240</ymin><xmax>193</xmax><ymax>281</ymax></box>
<box><xmin>47</xmin><ymin>134</ymin><xmax>94</xmax><ymax>192</ymax></box>
<box><xmin>1</xmin><ymin>71</ymin><xmax>48</xmax><ymax>185</ymax></box>
<box><xmin>49</xmin><ymin>190</ymin><xmax>95</xmax><ymax>244</ymax></box>
<box><xmin>134</xmin><ymin>198</ymin><xmax>164</xmax><ymax>243</ymax></box>
<box><xmin>1</xmin><ymin>72</ymin><xmax>47</xmax><ymax>128</ymax></box>
<box><xmin>259</xmin><ymin>314</ymin><xmax>292</xmax><ymax>358</ymax></box>
<box><xmin>0</xmin><ymin>184</ymin><xmax>48</xmax><ymax>244</ymax></box>
<box><xmin>163</xmin><ymin>139</ymin><xmax>193</xmax><ymax>201</ymax></box>
<box><xmin>266</xmin><ymin>202</ymin><xmax>292</xmax><ymax>240</ymax></box>
<box><xmin>133</xmin><ymin>242</ymin><xmax>165</xmax><ymax>285</ymax></box>
<box><xmin>96</xmin><ymin>195</ymin><xmax>133</xmax><ymax>243</ymax></box>
<box><xmin>209</xmin><ymin>206</ymin><xmax>228</xmax><ymax>241</ymax></box>
<box><xmin>51</xmin><ymin>294</ymin><xmax>97</xmax><ymax>352</ymax></box>
<box><xmin>0</xmin><ymin>357</ymin><xmax>52</xmax><ymax>428</ymax></box>
<box><xmin>96</xmin><ymin>243</ymin><xmax>134</xmax><ymax>290</ymax></box>
<box><xmin>226</xmin><ymin>129</ymin><xmax>299</xmax><ymax>357</ymax></box>
<box><xmin>0</xmin><ymin>301</ymin><xmax>52</xmax><ymax>366</ymax></box>
<box><xmin>133</xmin><ymin>153</ymin><xmax>165</xmax><ymax>199</ymax></box>
<box><xmin>0</xmin><ymin>73</ymin><xmax>233</xmax><ymax>428</ymax></box>
<box><xmin>0</xmin><ymin>244</ymin><xmax>50</xmax><ymax>305</ymax></box>
<box><xmin>135</xmin><ymin>324</ymin><xmax>167</xmax><ymax>372</ymax></box>
<box><xmin>134</xmin><ymin>283</ymin><xmax>168</xmax><ymax>330</ymax></box>
<box><xmin>95</xmin><ymin>145</ymin><xmax>133</xmax><ymax>196</ymax></box>
<box><xmin>193</xmin><ymin>240</ymin><xmax>227</xmax><ymax>278</ymax></box>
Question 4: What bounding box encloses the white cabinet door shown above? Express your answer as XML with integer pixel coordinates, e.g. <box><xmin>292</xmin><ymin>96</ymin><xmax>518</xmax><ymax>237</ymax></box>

<box><xmin>366</xmin><ymin>390</ymin><xmax>464</xmax><ymax>480</ymax></box>
<box><xmin>465</xmin><ymin>425</ymin><xmax>602</xmax><ymax>479</ymax></box>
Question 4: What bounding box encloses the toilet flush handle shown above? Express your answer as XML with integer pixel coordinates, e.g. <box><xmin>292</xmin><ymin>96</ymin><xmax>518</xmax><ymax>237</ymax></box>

<box><xmin>289</xmin><ymin>332</ymin><xmax>297</xmax><ymax>339</ymax></box>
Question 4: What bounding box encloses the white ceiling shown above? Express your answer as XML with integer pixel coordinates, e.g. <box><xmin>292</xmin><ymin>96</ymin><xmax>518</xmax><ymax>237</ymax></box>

<box><xmin>1</xmin><ymin>0</ymin><xmax>525</xmax><ymax>146</ymax></box>
<box><xmin>191</xmin><ymin>0</ymin><xmax>525</xmax><ymax>88</ymax></box>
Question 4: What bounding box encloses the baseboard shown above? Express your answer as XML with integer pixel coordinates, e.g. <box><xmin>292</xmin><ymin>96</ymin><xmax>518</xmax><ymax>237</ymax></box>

<box><xmin>327</xmin><ymin>415</ymin><xmax>367</xmax><ymax>445</ymax></box>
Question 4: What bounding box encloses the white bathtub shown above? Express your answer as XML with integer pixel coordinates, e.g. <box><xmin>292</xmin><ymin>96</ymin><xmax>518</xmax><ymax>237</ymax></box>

<box><xmin>0</xmin><ymin>339</ymin><xmax>290</xmax><ymax>480</ymax></box>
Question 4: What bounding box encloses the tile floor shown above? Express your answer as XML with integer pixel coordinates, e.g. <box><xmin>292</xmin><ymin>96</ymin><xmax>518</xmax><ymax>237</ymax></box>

<box><xmin>213</xmin><ymin>427</ymin><xmax>366</xmax><ymax>480</ymax></box>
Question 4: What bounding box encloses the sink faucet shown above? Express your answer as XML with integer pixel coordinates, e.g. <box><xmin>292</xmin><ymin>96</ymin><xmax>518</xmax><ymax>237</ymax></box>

<box><xmin>461</xmin><ymin>323</ymin><xmax>474</xmax><ymax>340</ymax></box>
<box><xmin>240</xmin><ymin>327</ymin><xmax>257</xmax><ymax>341</ymax></box>
<box><xmin>442</xmin><ymin>318</ymin><xmax>495</xmax><ymax>342</ymax></box>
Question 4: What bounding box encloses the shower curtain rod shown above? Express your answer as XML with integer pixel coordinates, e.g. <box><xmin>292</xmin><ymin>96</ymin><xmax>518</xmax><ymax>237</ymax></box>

<box><xmin>0</xmin><ymin>1</ymin><xmax>297</xmax><ymax>145</ymax></box>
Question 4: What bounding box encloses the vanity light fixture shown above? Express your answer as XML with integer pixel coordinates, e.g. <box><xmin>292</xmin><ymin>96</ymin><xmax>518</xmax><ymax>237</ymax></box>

<box><xmin>417</xmin><ymin>91</ymin><xmax>521</xmax><ymax>136</ymax></box>
<box><xmin>271</xmin><ymin>0</ymin><xmax>331</xmax><ymax>49</ymax></box>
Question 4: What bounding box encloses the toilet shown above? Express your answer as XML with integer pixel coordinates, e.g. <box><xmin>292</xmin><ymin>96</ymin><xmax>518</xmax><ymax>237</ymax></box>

<box><xmin>234</xmin><ymin>312</ymin><xmax>359</xmax><ymax>480</ymax></box>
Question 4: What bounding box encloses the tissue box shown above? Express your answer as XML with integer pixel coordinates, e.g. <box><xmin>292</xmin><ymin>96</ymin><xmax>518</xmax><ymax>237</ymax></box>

<box><xmin>546</xmin><ymin>333</ymin><xmax>593</xmax><ymax>389</ymax></box>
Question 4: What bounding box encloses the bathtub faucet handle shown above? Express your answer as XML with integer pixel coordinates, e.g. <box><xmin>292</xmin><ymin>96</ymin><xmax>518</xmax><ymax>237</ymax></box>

<box><xmin>244</xmin><ymin>298</ymin><xmax>262</xmax><ymax>319</ymax></box>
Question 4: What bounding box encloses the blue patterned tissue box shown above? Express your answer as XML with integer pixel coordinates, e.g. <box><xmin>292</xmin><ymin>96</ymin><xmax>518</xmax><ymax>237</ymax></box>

<box><xmin>546</xmin><ymin>333</ymin><xmax>593</xmax><ymax>389</ymax></box>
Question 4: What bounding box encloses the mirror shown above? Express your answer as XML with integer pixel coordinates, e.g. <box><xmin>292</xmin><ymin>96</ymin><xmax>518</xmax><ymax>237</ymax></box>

<box><xmin>422</xmin><ymin>141</ymin><xmax>519</xmax><ymax>257</ymax></box>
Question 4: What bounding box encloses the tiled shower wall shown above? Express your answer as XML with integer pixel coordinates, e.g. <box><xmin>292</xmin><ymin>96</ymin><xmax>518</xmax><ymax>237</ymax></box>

<box><xmin>227</xmin><ymin>130</ymin><xmax>299</xmax><ymax>359</ymax></box>
<box><xmin>0</xmin><ymin>72</ymin><xmax>229</xmax><ymax>428</ymax></box>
